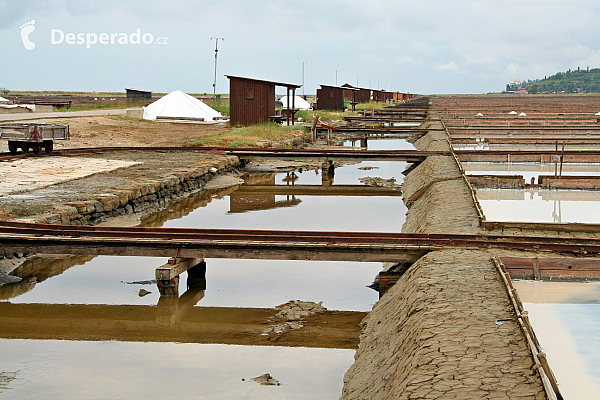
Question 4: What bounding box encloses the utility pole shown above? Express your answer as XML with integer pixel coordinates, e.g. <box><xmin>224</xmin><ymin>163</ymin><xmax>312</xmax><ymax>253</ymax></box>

<box><xmin>356</xmin><ymin>76</ymin><xmax>359</xmax><ymax>87</ymax></box>
<box><xmin>210</xmin><ymin>37</ymin><xmax>224</xmax><ymax>99</ymax></box>
<box><xmin>300</xmin><ymin>61</ymin><xmax>307</xmax><ymax>97</ymax></box>
<box><xmin>335</xmin><ymin>70</ymin><xmax>340</xmax><ymax>86</ymax></box>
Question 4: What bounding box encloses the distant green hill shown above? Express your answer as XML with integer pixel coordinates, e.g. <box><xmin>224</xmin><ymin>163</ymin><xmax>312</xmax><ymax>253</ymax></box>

<box><xmin>522</xmin><ymin>67</ymin><xmax>600</xmax><ymax>94</ymax></box>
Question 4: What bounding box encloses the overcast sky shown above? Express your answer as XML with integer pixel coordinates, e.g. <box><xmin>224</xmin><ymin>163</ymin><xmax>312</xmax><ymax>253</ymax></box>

<box><xmin>2</xmin><ymin>0</ymin><xmax>600</xmax><ymax>95</ymax></box>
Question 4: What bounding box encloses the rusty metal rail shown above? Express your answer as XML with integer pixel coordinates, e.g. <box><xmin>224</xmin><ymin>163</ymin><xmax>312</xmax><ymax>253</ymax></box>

<box><xmin>1</xmin><ymin>221</ymin><xmax>600</xmax><ymax>258</ymax></box>
<box><xmin>4</xmin><ymin>145</ymin><xmax>600</xmax><ymax>164</ymax></box>
<box><xmin>455</xmin><ymin>149</ymin><xmax>600</xmax><ymax>163</ymax></box>
<box><xmin>493</xmin><ymin>257</ymin><xmax>564</xmax><ymax>400</ymax></box>
<box><xmin>0</xmin><ymin>146</ymin><xmax>445</xmax><ymax>162</ymax></box>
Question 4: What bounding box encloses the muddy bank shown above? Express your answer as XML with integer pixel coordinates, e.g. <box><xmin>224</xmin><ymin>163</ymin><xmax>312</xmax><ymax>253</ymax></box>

<box><xmin>400</xmin><ymin>116</ymin><xmax>481</xmax><ymax>234</ymax></box>
<box><xmin>0</xmin><ymin>151</ymin><xmax>240</xmax><ymax>226</ymax></box>
<box><xmin>342</xmin><ymin>249</ymin><xmax>546</xmax><ymax>400</ymax></box>
<box><xmin>341</xmin><ymin>116</ymin><xmax>548</xmax><ymax>399</ymax></box>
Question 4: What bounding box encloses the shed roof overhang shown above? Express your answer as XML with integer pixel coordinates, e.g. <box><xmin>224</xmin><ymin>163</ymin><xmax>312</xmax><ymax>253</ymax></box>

<box><xmin>225</xmin><ymin>75</ymin><xmax>301</xmax><ymax>89</ymax></box>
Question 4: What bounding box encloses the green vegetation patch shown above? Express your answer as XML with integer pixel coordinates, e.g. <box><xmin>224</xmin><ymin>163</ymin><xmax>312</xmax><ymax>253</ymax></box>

<box><xmin>204</xmin><ymin>99</ymin><xmax>230</xmax><ymax>116</ymax></box>
<box><xmin>187</xmin><ymin>121</ymin><xmax>306</xmax><ymax>148</ymax></box>
<box><xmin>53</xmin><ymin>103</ymin><xmax>128</xmax><ymax>112</ymax></box>
<box><xmin>295</xmin><ymin>109</ymin><xmax>356</xmax><ymax>122</ymax></box>
<box><xmin>354</xmin><ymin>102</ymin><xmax>389</xmax><ymax>110</ymax></box>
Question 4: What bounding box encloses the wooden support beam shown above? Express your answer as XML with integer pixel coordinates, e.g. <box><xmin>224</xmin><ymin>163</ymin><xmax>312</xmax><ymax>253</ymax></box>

<box><xmin>500</xmin><ymin>257</ymin><xmax>600</xmax><ymax>281</ymax></box>
<box><xmin>157</xmin><ymin>276</ymin><xmax>179</xmax><ymax>297</ymax></box>
<box><xmin>187</xmin><ymin>260</ymin><xmax>207</xmax><ymax>291</ymax></box>
<box><xmin>155</xmin><ymin>257</ymin><xmax>204</xmax><ymax>280</ymax></box>
<box><xmin>235</xmin><ymin>184</ymin><xmax>402</xmax><ymax>196</ymax></box>
<box><xmin>377</xmin><ymin>272</ymin><xmax>403</xmax><ymax>298</ymax></box>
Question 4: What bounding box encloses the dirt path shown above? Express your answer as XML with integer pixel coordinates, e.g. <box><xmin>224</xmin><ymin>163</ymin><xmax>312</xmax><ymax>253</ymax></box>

<box><xmin>1</xmin><ymin>115</ymin><xmax>229</xmax><ymax>150</ymax></box>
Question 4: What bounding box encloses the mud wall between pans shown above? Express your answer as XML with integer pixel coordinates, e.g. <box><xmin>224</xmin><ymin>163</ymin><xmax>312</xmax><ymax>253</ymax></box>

<box><xmin>341</xmin><ymin>114</ymin><xmax>547</xmax><ymax>399</ymax></box>
<box><xmin>20</xmin><ymin>156</ymin><xmax>240</xmax><ymax>226</ymax></box>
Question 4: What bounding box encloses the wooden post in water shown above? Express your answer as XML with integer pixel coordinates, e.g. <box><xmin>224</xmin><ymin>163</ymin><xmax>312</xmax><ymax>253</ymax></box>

<box><xmin>360</xmin><ymin>135</ymin><xmax>368</xmax><ymax>148</ymax></box>
<box><xmin>156</xmin><ymin>257</ymin><xmax>204</xmax><ymax>297</ymax></box>
<box><xmin>157</xmin><ymin>276</ymin><xmax>179</xmax><ymax>297</ymax></box>
<box><xmin>187</xmin><ymin>260</ymin><xmax>207</xmax><ymax>291</ymax></box>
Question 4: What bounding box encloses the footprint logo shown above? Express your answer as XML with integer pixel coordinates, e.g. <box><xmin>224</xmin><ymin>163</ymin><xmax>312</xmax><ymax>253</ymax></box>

<box><xmin>20</xmin><ymin>20</ymin><xmax>36</xmax><ymax>50</ymax></box>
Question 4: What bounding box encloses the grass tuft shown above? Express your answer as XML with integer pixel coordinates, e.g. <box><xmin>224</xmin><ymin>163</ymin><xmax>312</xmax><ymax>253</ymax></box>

<box><xmin>186</xmin><ymin>121</ymin><xmax>306</xmax><ymax>147</ymax></box>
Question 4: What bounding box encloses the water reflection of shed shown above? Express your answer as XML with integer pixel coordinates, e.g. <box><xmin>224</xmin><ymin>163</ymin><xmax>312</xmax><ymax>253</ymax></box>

<box><xmin>229</xmin><ymin>174</ymin><xmax>301</xmax><ymax>212</ymax></box>
<box><xmin>226</xmin><ymin>75</ymin><xmax>302</xmax><ymax>126</ymax></box>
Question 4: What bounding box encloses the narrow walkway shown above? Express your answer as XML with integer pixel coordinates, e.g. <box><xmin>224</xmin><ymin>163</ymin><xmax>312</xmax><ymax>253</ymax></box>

<box><xmin>0</xmin><ymin>109</ymin><xmax>126</xmax><ymax>121</ymax></box>
<box><xmin>341</xmin><ymin>109</ymin><xmax>548</xmax><ymax>399</ymax></box>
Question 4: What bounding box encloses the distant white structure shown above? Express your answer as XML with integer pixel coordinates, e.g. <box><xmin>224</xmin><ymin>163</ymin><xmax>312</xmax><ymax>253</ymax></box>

<box><xmin>476</xmin><ymin>112</ymin><xmax>484</xmax><ymax>117</ymax></box>
<box><xmin>0</xmin><ymin>96</ymin><xmax>10</xmax><ymax>103</ymax></box>
<box><xmin>279</xmin><ymin>95</ymin><xmax>311</xmax><ymax>110</ymax></box>
<box><xmin>518</xmin><ymin>112</ymin><xmax>527</xmax><ymax>117</ymax></box>
<box><xmin>143</xmin><ymin>90</ymin><xmax>223</xmax><ymax>121</ymax></box>
<box><xmin>509</xmin><ymin>111</ymin><xmax>518</xmax><ymax>115</ymax></box>
<box><xmin>509</xmin><ymin>79</ymin><xmax>525</xmax><ymax>87</ymax></box>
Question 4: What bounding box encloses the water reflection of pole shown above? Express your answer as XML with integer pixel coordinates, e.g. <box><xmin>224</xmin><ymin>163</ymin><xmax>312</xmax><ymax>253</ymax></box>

<box><xmin>552</xmin><ymin>200</ymin><xmax>562</xmax><ymax>223</ymax></box>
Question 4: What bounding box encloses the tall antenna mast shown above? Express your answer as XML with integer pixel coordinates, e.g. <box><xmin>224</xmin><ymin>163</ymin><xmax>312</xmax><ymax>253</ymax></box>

<box><xmin>300</xmin><ymin>61</ymin><xmax>307</xmax><ymax>97</ymax></box>
<box><xmin>210</xmin><ymin>37</ymin><xmax>224</xmax><ymax>98</ymax></box>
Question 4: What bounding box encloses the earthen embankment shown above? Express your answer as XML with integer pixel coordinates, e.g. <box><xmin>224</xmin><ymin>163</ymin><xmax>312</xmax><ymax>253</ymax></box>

<box><xmin>341</xmin><ymin>110</ymin><xmax>548</xmax><ymax>399</ymax></box>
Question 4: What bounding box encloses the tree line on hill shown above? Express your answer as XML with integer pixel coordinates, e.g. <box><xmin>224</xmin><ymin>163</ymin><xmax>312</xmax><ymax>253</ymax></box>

<box><xmin>507</xmin><ymin>67</ymin><xmax>600</xmax><ymax>94</ymax></box>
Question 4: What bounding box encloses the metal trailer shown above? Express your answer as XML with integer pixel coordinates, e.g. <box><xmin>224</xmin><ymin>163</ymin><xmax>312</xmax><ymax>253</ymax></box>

<box><xmin>0</xmin><ymin>123</ymin><xmax>70</xmax><ymax>154</ymax></box>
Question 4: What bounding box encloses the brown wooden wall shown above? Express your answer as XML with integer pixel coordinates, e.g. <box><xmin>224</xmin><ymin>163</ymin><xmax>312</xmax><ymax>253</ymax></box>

<box><xmin>373</xmin><ymin>91</ymin><xmax>394</xmax><ymax>102</ymax></box>
<box><xmin>372</xmin><ymin>90</ymin><xmax>383</xmax><ymax>102</ymax></box>
<box><xmin>126</xmin><ymin>90</ymin><xmax>152</xmax><ymax>107</ymax></box>
<box><xmin>317</xmin><ymin>86</ymin><xmax>345</xmax><ymax>110</ymax></box>
<box><xmin>356</xmin><ymin>89</ymin><xmax>371</xmax><ymax>103</ymax></box>
<box><xmin>229</xmin><ymin>77</ymin><xmax>275</xmax><ymax>126</ymax></box>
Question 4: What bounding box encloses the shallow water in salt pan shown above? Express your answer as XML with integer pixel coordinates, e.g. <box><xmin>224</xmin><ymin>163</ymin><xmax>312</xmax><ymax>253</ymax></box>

<box><xmin>0</xmin><ymin>160</ymin><xmax>408</xmax><ymax>399</ymax></box>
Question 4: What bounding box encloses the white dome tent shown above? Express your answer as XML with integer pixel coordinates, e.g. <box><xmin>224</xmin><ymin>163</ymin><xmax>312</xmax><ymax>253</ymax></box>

<box><xmin>279</xmin><ymin>95</ymin><xmax>311</xmax><ymax>110</ymax></box>
<box><xmin>143</xmin><ymin>90</ymin><xmax>224</xmax><ymax>122</ymax></box>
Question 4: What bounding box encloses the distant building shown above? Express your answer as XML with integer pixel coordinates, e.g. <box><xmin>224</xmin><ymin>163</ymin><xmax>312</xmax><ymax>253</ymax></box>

<box><xmin>125</xmin><ymin>88</ymin><xmax>152</xmax><ymax>107</ymax></box>
<box><xmin>509</xmin><ymin>79</ymin><xmax>525</xmax><ymax>87</ymax></box>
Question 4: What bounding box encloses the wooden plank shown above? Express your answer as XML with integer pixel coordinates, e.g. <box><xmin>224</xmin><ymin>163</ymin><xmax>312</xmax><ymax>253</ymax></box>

<box><xmin>155</xmin><ymin>257</ymin><xmax>204</xmax><ymax>280</ymax></box>
<box><xmin>235</xmin><ymin>184</ymin><xmax>401</xmax><ymax>196</ymax></box>
<box><xmin>500</xmin><ymin>256</ymin><xmax>600</xmax><ymax>281</ymax></box>
<box><xmin>0</xmin><ymin>237</ymin><xmax>430</xmax><ymax>263</ymax></box>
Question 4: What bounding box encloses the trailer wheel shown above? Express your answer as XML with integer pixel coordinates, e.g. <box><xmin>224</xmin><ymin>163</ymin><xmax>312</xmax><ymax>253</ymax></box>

<box><xmin>43</xmin><ymin>141</ymin><xmax>54</xmax><ymax>153</ymax></box>
<box><xmin>32</xmin><ymin>143</ymin><xmax>42</xmax><ymax>154</ymax></box>
<box><xmin>8</xmin><ymin>143</ymin><xmax>19</xmax><ymax>154</ymax></box>
<box><xmin>21</xmin><ymin>146</ymin><xmax>29</xmax><ymax>153</ymax></box>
